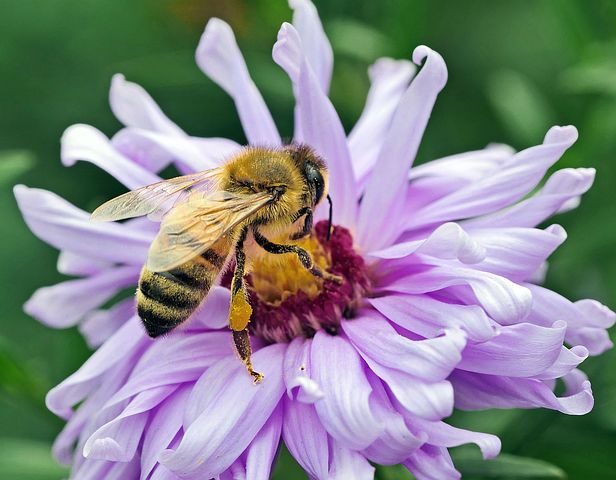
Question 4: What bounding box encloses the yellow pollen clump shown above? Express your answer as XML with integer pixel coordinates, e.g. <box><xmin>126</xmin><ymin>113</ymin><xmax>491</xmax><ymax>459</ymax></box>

<box><xmin>249</xmin><ymin>235</ymin><xmax>332</xmax><ymax>306</ymax></box>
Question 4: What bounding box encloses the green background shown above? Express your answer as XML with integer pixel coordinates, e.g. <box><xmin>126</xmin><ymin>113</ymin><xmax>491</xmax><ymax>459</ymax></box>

<box><xmin>1</xmin><ymin>0</ymin><xmax>615</xmax><ymax>478</ymax></box>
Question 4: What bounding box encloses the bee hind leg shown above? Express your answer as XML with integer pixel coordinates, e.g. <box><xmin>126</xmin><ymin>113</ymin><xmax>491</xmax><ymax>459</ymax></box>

<box><xmin>229</xmin><ymin>226</ymin><xmax>263</xmax><ymax>383</ymax></box>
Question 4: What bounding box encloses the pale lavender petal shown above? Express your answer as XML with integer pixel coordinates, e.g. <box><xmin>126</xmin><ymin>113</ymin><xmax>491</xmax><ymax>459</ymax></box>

<box><xmin>188</xmin><ymin>286</ymin><xmax>233</xmax><ymax>330</ymax></box>
<box><xmin>196</xmin><ymin>18</ymin><xmax>280</xmax><ymax>145</ymax></box>
<box><xmin>289</xmin><ymin>0</ymin><xmax>333</xmax><ymax>92</ymax></box>
<box><xmin>70</xmin><ymin>459</ymin><xmax>112</xmax><ymax>480</ymax></box>
<box><xmin>273</xmin><ymin>23</ymin><xmax>357</xmax><ymax>228</ymax></box>
<box><xmin>328</xmin><ymin>439</ymin><xmax>375</xmax><ymax>480</ymax></box>
<box><xmin>282</xmin><ymin>398</ymin><xmax>329</xmax><ymax>479</ymax></box>
<box><xmin>110</xmin><ymin>74</ymin><xmax>185</xmax><ymax>136</ymax></box>
<box><xmin>407</xmin><ymin>126</ymin><xmax>579</xmax><ymax>230</ymax></box>
<box><xmin>358</xmin><ymin>46</ymin><xmax>448</xmax><ymax>251</ymax></box>
<box><xmin>141</xmin><ymin>386</ymin><xmax>191</xmax><ymax>480</ymax></box>
<box><xmin>404</xmin><ymin>445</ymin><xmax>460</xmax><ymax>480</ymax></box>
<box><xmin>450</xmin><ymin>369</ymin><xmax>594</xmax><ymax>415</ymax></box>
<box><xmin>342</xmin><ymin>310</ymin><xmax>465</xmax><ymax>381</ymax></box>
<box><xmin>14</xmin><ymin>185</ymin><xmax>152</xmax><ymax>265</ymax></box>
<box><xmin>379</xmin><ymin>263</ymin><xmax>532</xmax><ymax>325</ymax></box>
<box><xmin>283</xmin><ymin>337</ymin><xmax>324</xmax><ymax>403</ymax></box>
<box><xmin>310</xmin><ymin>330</ymin><xmax>382</xmax><ymax>449</ymax></box>
<box><xmin>160</xmin><ymin>344</ymin><xmax>286</xmax><ymax>478</ymax></box>
<box><xmin>83</xmin><ymin>385</ymin><xmax>176</xmax><ymax>461</ymax></box>
<box><xmin>533</xmin><ymin>346</ymin><xmax>589</xmax><ymax>380</ymax></box>
<box><xmin>411</xmin><ymin>418</ymin><xmax>501</xmax><ymax>459</ymax></box>
<box><xmin>458</xmin><ymin>321</ymin><xmax>566</xmax><ymax>377</ymax></box>
<box><xmin>368</xmin><ymin>222</ymin><xmax>486</xmax><ymax>264</ymax></box>
<box><xmin>79</xmin><ymin>298</ymin><xmax>136</xmax><ymax>348</ymax></box>
<box><xmin>462</xmin><ymin>167</ymin><xmax>596</xmax><ymax>228</ymax></box>
<box><xmin>25</xmin><ymin>266</ymin><xmax>139</xmax><ymax>328</ymax></box>
<box><xmin>61</xmin><ymin>124</ymin><xmax>161</xmax><ymax>189</ymax></box>
<box><xmin>369</xmin><ymin>293</ymin><xmax>497</xmax><ymax>342</ymax></box>
<box><xmin>46</xmin><ymin>317</ymin><xmax>147</xmax><ymax>419</ymax></box>
<box><xmin>469</xmin><ymin>225</ymin><xmax>567</xmax><ymax>281</ymax></box>
<box><xmin>245</xmin><ymin>405</ymin><xmax>283</xmax><ymax>480</ymax></box>
<box><xmin>348</xmin><ymin>58</ymin><xmax>415</xmax><ymax>185</ymax></box>
<box><xmin>57</xmin><ymin>251</ymin><xmax>111</xmax><ymax>276</ymax></box>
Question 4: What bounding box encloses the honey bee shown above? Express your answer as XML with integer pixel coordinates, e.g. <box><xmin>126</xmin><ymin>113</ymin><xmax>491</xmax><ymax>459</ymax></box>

<box><xmin>91</xmin><ymin>145</ymin><xmax>340</xmax><ymax>382</ymax></box>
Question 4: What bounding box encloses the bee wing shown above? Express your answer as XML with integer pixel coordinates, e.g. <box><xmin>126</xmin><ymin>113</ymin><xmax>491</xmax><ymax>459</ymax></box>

<box><xmin>90</xmin><ymin>168</ymin><xmax>224</xmax><ymax>222</ymax></box>
<box><xmin>146</xmin><ymin>190</ymin><xmax>273</xmax><ymax>272</ymax></box>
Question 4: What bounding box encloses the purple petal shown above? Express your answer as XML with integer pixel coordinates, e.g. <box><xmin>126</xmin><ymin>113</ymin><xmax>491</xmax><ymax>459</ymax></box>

<box><xmin>379</xmin><ymin>263</ymin><xmax>532</xmax><ymax>325</ymax></box>
<box><xmin>79</xmin><ymin>298</ymin><xmax>136</xmax><ymax>348</ymax></box>
<box><xmin>196</xmin><ymin>18</ymin><xmax>280</xmax><ymax>145</ymax></box>
<box><xmin>283</xmin><ymin>337</ymin><xmax>324</xmax><ymax>403</ymax></box>
<box><xmin>328</xmin><ymin>438</ymin><xmax>375</xmax><ymax>480</ymax></box>
<box><xmin>404</xmin><ymin>445</ymin><xmax>460</xmax><ymax>480</ymax></box>
<box><xmin>25</xmin><ymin>266</ymin><xmax>139</xmax><ymax>328</ymax></box>
<box><xmin>463</xmin><ymin>167</ymin><xmax>595</xmax><ymax>228</ymax></box>
<box><xmin>342</xmin><ymin>310</ymin><xmax>465</xmax><ymax>381</ymax></box>
<box><xmin>14</xmin><ymin>185</ymin><xmax>152</xmax><ymax>265</ymax></box>
<box><xmin>310</xmin><ymin>331</ymin><xmax>382</xmax><ymax>449</ymax></box>
<box><xmin>273</xmin><ymin>23</ymin><xmax>357</xmax><ymax>228</ymax></box>
<box><xmin>141</xmin><ymin>386</ymin><xmax>191</xmax><ymax>480</ymax></box>
<box><xmin>533</xmin><ymin>345</ymin><xmax>589</xmax><ymax>380</ymax></box>
<box><xmin>469</xmin><ymin>225</ymin><xmax>567</xmax><ymax>281</ymax></box>
<box><xmin>348</xmin><ymin>58</ymin><xmax>415</xmax><ymax>185</ymax></box>
<box><xmin>188</xmin><ymin>286</ymin><xmax>233</xmax><ymax>330</ymax></box>
<box><xmin>450</xmin><ymin>368</ymin><xmax>594</xmax><ymax>415</ymax></box>
<box><xmin>289</xmin><ymin>0</ymin><xmax>333</xmax><ymax>93</ymax></box>
<box><xmin>407</xmin><ymin>125</ymin><xmax>579</xmax><ymax>230</ymax></box>
<box><xmin>458</xmin><ymin>321</ymin><xmax>566</xmax><ymax>377</ymax></box>
<box><xmin>245</xmin><ymin>404</ymin><xmax>283</xmax><ymax>480</ymax></box>
<box><xmin>358</xmin><ymin>45</ymin><xmax>448</xmax><ymax>251</ymax></box>
<box><xmin>411</xmin><ymin>418</ymin><xmax>500</xmax><ymax>459</ymax></box>
<box><xmin>61</xmin><ymin>124</ymin><xmax>161</xmax><ymax>189</ymax></box>
<box><xmin>46</xmin><ymin>317</ymin><xmax>147</xmax><ymax>419</ymax></box>
<box><xmin>282</xmin><ymin>398</ymin><xmax>329</xmax><ymax>479</ymax></box>
<box><xmin>369</xmin><ymin>222</ymin><xmax>486</xmax><ymax>264</ymax></box>
<box><xmin>57</xmin><ymin>251</ymin><xmax>111</xmax><ymax>276</ymax></box>
<box><xmin>110</xmin><ymin>74</ymin><xmax>185</xmax><ymax>136</ymax></box>
<box><xmin>83</xmin><ymin>385</ymin><xmax>176</xmax><ymax>461</ymax></box>
<box><xmin>160</xmin><ymin>344</ymin><xmax>286</xmax><ymax>478</ymax></box>
<box><xmin>369</xmin><ymin>293</ymin><xmax>497</xmax><ymax>342</ymax></box>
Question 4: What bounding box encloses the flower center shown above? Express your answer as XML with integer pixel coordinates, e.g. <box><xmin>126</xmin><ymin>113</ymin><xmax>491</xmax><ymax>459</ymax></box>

<box><xmin>247</xmin><ymin>221</ymin><xmax>370</xmax><ymax>343</ymax></box>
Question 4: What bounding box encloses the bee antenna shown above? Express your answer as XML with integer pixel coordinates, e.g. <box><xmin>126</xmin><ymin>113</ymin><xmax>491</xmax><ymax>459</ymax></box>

<box><xmin>326</xmin><ymin>194</ymin><xmax>333</xmax><ymax>241</ymax></box>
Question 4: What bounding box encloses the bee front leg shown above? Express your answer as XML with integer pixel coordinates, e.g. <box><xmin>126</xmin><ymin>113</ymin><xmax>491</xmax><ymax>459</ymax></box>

<box><xmin>253</xmin><ymin>227</ymin><xmax>343</xmax><ymax>284</ymax></box>
<box><xmin>229</xmin><ymin>226</ymin><xmax>263</xmax><ymax>383</ymax></box>
<box><xmin>290</xmin><ymin>207</ymin><xmax>313</xmax><ymax>240</ymax></box>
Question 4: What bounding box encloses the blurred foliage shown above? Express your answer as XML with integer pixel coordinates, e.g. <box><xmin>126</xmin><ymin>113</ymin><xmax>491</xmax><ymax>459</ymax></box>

<box><xmin>1</xmin><ymin>0</ymin><xmax>615</xmax><ymax>478</ymax></box>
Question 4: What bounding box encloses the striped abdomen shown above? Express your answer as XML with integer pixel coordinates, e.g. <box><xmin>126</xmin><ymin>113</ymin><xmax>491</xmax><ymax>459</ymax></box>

<box><xmin>137</xmin><ymin>239</ymin><xmax>230</xmax><ymax>337</ymax></box>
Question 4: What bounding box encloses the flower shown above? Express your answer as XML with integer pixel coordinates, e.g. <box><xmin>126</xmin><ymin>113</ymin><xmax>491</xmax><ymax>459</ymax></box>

<box><xmin>15</xmin><ymin>0</ymin><xmax>615</xmax><ymax>478</ymax></box>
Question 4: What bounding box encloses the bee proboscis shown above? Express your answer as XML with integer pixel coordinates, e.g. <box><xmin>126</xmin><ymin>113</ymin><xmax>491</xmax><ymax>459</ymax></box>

<box><xmin>91</xmin><ymin>145</ymin><xmax>339</xmax><ymax>381</ymax></box>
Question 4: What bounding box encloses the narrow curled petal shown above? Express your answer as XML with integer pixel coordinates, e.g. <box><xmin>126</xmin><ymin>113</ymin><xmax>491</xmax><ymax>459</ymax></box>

<box><xmin>369</xmin><ymin>293</ymin><xmax>497</xmax><ymax>342</ymax></box>
<box><xmin>534</xmin><ymin>345</ymin><xmax>589</xmax><ymax>380</ymax></box>
<box><xmin>196</xmin><ymin>18</ymin><xmax>280</xmax><ymax>145</ymax></box>
<box><xmin>450</xmin><ymin>369</ymin><xmax>594</xmax><ymax>415</ymax></box>
<box><xmin>57</xmin><ymin>251</ymin><xmax>111</xmax><ymax>276</ymax></box>
<box><xmin>407</xmin><ymin>126</ymin><xmax>579</xmax><ymax>230</ymax></box>
<box><xmin>289</xmin><ymin>0</ymin><xmax>333</xmax><ymax>92</ymax></box>
<box><xmin>283</xmin><ymin>337</ymin><xmax>324</xmax><ymax>403</ymax></box>
<box><xmin>110</xmin><ymin>74</ymin><xmax>185</xmax><ymax>136</ymax></box>
<box><xmin>61</xmin><ymin>124</ymin><xmax>161</xmax><ymax>189</ymax></box>
<box><xmin>160</xmin><ymin>345</ymin><xmax>286</xmax><ymax>478</ymax></box>
<box><xmin>273</xmin><ymin>22</ymin><xmax>357</xmax><ymax>228</ymax></box>
<box><xmin>458</xmin><ymin>321</ymin><xmax>567</xmax><ymax>377</ymax></box>
<box><xmin>328</xmin><ymin>439</ymin><xmax>375</xmax><ymax>480</ymax></box>
<box><xmin>369</xmin><ymin>222</ymin><xmax>486</xmax><ymax>264</ymax></box>
<box><xmin>310</xmin><ymin>331</ymin><xmax>382</xmax><ymax>449</ymax></box>
<box><xmin>343</xmin><ymin>311</ymin><xmax>465</xmax><ymax>381</ymax></box>
<box><xmin>404</xmin><ymin>445</ymin><xmax>460</xmax><ymax>480</ymax></box>
<box><xmin>14</xmin><ymin>185</ymin><xmax>151</xmax><ymax>265</ymax></box>
<box><xmin>79</xmin><ymin>298</ymin><xmax>135</xmax><ymax>348</ymax></box>
<box><xmin>245</xmin><ymin>406</ymin><xmax>283</xmax><ymax>480</ymax></box>
<box><xmin>348</xmin><ymin>58</ymin><xmax>415</xmax><ymax>185</ymax></box>
<box><xmin>358</xmin><ymin>46</ymin><xmax>448</xmax><ymax>250</ymax></box>
<box><xmin>25</xmin><ymin>267</ymin><xmax>139</xmax><ymax>328</ymax></box>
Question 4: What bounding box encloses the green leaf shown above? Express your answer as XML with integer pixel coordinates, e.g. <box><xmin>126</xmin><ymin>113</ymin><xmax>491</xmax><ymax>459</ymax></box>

<box><xmin>0</xmin><ymin>150</ymin><xmax>35</xmax><ymax>185</ymax></box>
<box><xmin>452</xmin><ymin>448</ymin><xmax>566</xmax><ymax>479</ymax></box>
<box><xmin>0</xmin><ymin>438</ymin><xmax>69</xmax><ymax>480</ymax></box>
<box><xmin>327</xmin><ymin>19</ymin><xmax>392</xmax><ymax>62</ymax></box>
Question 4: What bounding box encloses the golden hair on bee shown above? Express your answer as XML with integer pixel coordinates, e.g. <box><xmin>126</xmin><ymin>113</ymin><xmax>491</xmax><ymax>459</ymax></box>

<box><xmin>91</xmin><ymin>144</ymin><xmax>339</xmax><ymax>383</ymax></box>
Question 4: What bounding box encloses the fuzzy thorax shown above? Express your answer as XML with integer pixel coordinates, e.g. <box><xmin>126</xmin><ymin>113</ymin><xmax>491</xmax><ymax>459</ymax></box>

<box><xmin>246</xmin><ymin>221</ymin><xmax>370</xmax><ymax>343</ymax></box>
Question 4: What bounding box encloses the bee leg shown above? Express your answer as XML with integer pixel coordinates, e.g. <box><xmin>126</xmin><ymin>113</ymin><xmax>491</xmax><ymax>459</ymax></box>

<box><xmin>253</xmin><ymin>227</ymin><xmax>343</xmax><ymax>284</ymax></box>
<box><xmin>290</xmin><ymin>207</ymin><xmax>313</xmax><ymax>240</ymax></box>
<box><xmin>229</xmin><ymin>226</ymin><xmax>263</xmax><ymax>383</ymax></box>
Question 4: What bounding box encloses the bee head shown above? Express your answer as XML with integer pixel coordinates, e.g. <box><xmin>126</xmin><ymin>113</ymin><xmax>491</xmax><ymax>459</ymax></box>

<box><xmin>286</xmin><ymin>144</ymin><xmax>328</xmax><ymax>207</ymax></box>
